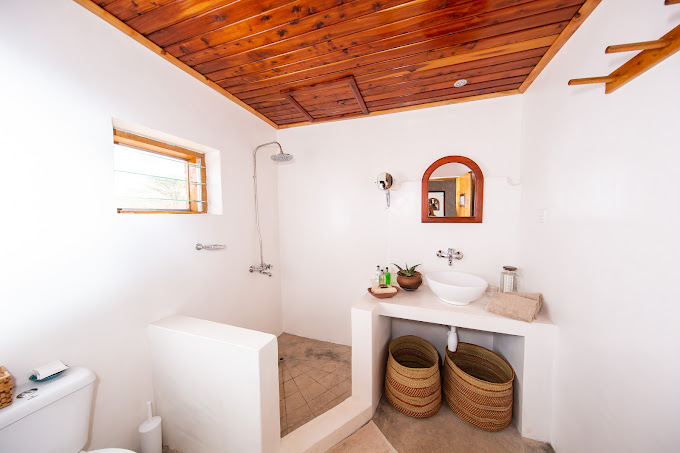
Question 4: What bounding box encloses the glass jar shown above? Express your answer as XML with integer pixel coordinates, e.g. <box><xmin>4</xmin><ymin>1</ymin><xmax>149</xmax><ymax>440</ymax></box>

<box><xmin>500</xmin><ymin>266</ymin><xmax>518</xmax><ymax>293</ymax></box>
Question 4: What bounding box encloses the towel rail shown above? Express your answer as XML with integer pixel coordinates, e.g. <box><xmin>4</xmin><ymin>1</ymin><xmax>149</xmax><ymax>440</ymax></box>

<box><xmin>195</xmin><ymin>243</ymin><xmax>226</xmax><ymax>251</ymax></box>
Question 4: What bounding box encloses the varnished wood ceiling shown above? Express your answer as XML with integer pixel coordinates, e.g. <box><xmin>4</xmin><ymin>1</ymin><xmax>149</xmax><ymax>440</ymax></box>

<box><xmin>76</xmin><ymin>0</ymin><xmax>600</xmax><ymax>128</ymax></box>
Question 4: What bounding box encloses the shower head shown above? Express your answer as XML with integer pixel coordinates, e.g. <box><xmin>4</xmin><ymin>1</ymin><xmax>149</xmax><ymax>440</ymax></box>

<box><xmin>254</xmin><ymin>141</ymin><xmax>293</xmax><ymax>163</ymax></box>
<box><xmin>271</xmin><ymin>151</ymin><xmax>294</xmax><ymax>163</ymax></box>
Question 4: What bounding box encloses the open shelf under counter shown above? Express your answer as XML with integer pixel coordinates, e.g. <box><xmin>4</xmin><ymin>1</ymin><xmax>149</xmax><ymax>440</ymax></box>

<box><xmin>351</xmin><ymin>284</ymin><xmax>557</xmax><ymax>443</ymax></box>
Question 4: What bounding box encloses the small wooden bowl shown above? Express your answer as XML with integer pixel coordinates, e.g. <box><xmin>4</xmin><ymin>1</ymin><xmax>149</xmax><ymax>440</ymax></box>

<box><xmin>368</xmin><ymin>286</ymin><xmax>401</xmax><ymax>299</ymax></box>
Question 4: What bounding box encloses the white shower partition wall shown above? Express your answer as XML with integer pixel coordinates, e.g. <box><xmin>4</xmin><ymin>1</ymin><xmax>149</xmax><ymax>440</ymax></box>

<box><xmin>148</xmin><ymin>316</ymin><xmax>280</xmax><ymax>453</ymax></box>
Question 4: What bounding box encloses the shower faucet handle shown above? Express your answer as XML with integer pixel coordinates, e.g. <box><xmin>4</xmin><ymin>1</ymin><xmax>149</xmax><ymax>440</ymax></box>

<box><xmin>249</xmin><ymin>263</ymin><xmax>273</xmax><ymax>276</ymax></box>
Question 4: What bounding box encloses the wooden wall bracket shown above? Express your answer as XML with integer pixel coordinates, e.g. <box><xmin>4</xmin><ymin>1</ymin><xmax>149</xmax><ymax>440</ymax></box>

<box><xmin>282</xmin><ymin>92</ymin><xmax>314</xmax><ymax>123</ymax></box>
<box><xmin>569</xmin><ymin>7</ymin><xmax>680</xmax><ymax>94</ymax></box>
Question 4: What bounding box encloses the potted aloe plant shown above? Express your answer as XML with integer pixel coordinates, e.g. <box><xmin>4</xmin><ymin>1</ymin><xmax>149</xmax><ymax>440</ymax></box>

<box><xmin>392</xmin><ymin>263</ymin><xmax>423</xmax><ymax>291</ymax></box>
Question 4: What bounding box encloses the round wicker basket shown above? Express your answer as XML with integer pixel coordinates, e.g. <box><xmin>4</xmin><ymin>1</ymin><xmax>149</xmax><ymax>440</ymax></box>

<box><xmin>385</xmin><ymin>335</ymin><xmax>441</xmax><ymax>418</ymax></box>
<box><xmin>443</xmin><ymin>343</ymin><xmax>514</xmax><ymax>431</ymax></box>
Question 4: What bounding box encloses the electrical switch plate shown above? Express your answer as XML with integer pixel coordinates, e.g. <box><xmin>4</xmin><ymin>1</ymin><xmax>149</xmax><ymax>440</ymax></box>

<box><xmin>537</xmin><ymin>209</ymin><xmax>547</xmax><ymax>224</ymax></box>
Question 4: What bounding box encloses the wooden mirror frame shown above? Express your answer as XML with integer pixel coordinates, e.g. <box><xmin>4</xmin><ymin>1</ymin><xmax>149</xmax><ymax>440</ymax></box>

<box><xmin>421</xmin><ymin>156</ymin><xmax>484</xmax><ymax>223</ymax></box>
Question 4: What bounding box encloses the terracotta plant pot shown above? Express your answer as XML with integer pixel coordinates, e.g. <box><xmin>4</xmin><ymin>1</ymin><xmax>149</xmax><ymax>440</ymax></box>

<box><xmin>397</xmin><ymin>271</ymin><xmax>423</xmax><ymax>291</ymax></box>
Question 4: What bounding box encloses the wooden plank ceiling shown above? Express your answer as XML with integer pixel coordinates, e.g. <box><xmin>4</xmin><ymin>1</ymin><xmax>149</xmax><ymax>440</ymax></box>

<box><xmin>81</xmin><ymin>0</ymin><xmax>599</xmax><ymax>128</ymax></box>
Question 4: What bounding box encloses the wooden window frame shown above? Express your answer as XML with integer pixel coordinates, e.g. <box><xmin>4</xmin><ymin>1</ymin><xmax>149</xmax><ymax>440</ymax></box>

<box><xmin>113</xmin><ymin>129</ymin><xmax>208</xmax><ymax>214</ymax></box>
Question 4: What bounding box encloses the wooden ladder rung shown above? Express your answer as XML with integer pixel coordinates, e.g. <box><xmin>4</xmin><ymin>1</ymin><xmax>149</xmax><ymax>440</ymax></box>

<box><xmin>568</xmin><ymin>21</ymin><xmax>680</xmax><ymax>93</ymax></box>
<box><xmin>665</xmin><ymin>0</ymin><xmax>680</xmax><ymax>6</ymax></box>
<box><xmin>568</xmin><ymin>76</ymin><xmax>618</xmax><ymax>86</ymax></box>
<box><xmin>606</xmin><ymin>39</ymin><xmax>671</xmax><ymax>53</ymax></box>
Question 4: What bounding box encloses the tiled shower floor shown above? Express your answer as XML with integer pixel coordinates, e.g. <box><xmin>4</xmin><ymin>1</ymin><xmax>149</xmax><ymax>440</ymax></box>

<box><xmin>278</xmin><ymin>333</ymin><xmax>352</xmax><ymax>437</ymax></box>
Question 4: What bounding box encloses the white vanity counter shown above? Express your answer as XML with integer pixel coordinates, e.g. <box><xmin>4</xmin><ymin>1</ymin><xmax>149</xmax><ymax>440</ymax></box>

<box><xmin>360</xmin><ymin>285</ymin><xmax>555</xmax><ymax>337</ymax></box>
<box><xmin>351</xmin><ymin>284</ymin><xmax>558</xmax><ymax>443</ymax></box>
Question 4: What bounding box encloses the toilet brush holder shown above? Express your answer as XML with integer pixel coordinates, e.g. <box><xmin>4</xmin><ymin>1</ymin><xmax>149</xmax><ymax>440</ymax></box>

<box><xmin>139</xmin><ymin>401</ymin><xmax>162</xmax><ymax>453</ymax></box>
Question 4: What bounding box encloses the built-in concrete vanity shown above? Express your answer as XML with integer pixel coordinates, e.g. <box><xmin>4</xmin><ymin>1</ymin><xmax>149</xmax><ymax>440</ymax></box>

<box><xmin>351</xmin><ymin>285</ymin><xmax>557</xmax><ymax>442</ymax></box>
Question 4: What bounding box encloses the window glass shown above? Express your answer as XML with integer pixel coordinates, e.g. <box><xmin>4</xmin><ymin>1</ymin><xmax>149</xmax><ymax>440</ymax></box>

<box><xmin>112</xmin><ymin>129</ymin><xmax>207</xmax><ymax>213</ymax></box>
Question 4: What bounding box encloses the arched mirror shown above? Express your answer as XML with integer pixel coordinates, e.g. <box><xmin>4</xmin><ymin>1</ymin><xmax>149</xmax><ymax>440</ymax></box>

<box><xmin>421</xmin><ymin>156</ymin><xmax>483</xmax><ymax>223</ymax></box>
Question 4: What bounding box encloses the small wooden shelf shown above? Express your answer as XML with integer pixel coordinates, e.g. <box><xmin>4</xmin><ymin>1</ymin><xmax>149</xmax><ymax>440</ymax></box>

<box><xmin>569</xmin><ymin>6</ymin><xmax>680</xmax><ymax>94</ymax></box>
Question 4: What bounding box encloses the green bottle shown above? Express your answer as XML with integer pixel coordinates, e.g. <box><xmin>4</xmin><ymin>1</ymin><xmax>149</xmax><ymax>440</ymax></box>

<box><xmin>385</xmin><ymin>267</ymin><xmax>391</xmax><ymax>285</ymax></box>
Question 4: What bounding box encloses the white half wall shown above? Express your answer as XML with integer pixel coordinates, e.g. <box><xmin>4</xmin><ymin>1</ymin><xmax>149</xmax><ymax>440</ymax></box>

<box><xmin>277</xmin><ymin>96</ymin><xmax>524</xmax><ymax>345</ymax></box>
<box><xmin>0</xmin><ymin>0</ymin><xmax>280</xmax><ymax>450</ymax></box>
<box><xmin>519</xmin><ymin>1</ymin><xmax>680</xmax><ymax>451</ymax></box>
<box><xmin>148</xmin><ymin>316</ymin><xmax>279</xmax><ymax>453</ymax></box>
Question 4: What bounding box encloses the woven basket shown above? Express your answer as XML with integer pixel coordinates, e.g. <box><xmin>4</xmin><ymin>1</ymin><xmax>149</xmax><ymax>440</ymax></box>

<box><xmin>0</xmin><ymin>367</ymin><xmax>12</xmax><ymax>409</ymax></box>
<box><xmin>443</xmin><ymin>343</ymin><xmax>514</xmax><ymax>432</ymax></box>
<box><xmin>385</xmin><ymin>335</ymin><xmax>441</xmax><ymax>418</ymax></box>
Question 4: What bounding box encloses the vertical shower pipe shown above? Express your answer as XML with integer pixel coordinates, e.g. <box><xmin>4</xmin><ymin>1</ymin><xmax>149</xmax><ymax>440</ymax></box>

<box><xmin>250</xmin><ymin>142</ymin><xmax>292</xmax><ymax>276</ymax></box>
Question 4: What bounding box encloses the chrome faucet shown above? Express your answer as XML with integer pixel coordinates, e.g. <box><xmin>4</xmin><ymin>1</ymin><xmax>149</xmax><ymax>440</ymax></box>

<box><xmin>249</xmin><ymin>263</ymin><xmax>273</xmax><ymax>277</ymax></box>
<box><xmin>437</xmin><ymin>248</ymin><xmax>463</xmax><ymax>265</ymax></box>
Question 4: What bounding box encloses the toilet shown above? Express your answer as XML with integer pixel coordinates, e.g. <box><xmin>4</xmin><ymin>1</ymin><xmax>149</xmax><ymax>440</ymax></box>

<box><xmin>0</xmin><ymin>367</ymin><xmax>136</xmax><ymax>453</ymax></box>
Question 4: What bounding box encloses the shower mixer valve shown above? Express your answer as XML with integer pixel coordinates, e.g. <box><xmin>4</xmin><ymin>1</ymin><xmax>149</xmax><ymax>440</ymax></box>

<box><xmin>250</xmin><ymin>263</ymin><xmax>273</xmax><ymax>276</ymax></box>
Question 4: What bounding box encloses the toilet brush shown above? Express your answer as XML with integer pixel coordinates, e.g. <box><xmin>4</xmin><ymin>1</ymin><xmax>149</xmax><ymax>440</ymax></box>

<box><xmin>139</xmin><ymin>401</ymin><xmax>162</xmax><ymax>453</ymax></box>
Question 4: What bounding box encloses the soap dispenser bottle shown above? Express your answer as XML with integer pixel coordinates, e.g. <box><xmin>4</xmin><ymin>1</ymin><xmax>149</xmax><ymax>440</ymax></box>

<box><xmin>385</xmin><ymin>267</ymin><xmax>391</xmax><ymax>285</ymax></box>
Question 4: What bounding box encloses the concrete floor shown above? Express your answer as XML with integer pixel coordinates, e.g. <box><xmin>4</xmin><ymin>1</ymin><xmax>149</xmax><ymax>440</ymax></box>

<box><xmin>372</xmin><ymin>395</ymin><xmax>554</xmax><ymax>453</ymax></box>
<box><xmin>328</xmin><ymin>421</ymin><xmax>397</xmax><ymax>453</ymax></box>
<box><xmin>278</xmin><ymin>333</ymin><xmax>352</xmax><ymax>437</ymax></box>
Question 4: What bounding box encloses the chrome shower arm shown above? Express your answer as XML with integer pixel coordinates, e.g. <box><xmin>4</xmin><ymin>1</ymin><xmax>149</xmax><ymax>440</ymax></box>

<box><xmin>254</xmin><ymin>141</ymin><xmax>283</xmax><ymax>155</ymax></box>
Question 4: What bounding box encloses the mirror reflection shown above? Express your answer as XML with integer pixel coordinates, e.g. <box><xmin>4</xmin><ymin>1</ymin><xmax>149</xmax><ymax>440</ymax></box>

<box><xmin>377</xmin><ymin>172</ymin><xmax>393</xmax><ymax>190</ymax></box>
<box><xmin>427</xmin><ymin>163</ymin><xmax>475</xmax><ymax>218</ymax></box>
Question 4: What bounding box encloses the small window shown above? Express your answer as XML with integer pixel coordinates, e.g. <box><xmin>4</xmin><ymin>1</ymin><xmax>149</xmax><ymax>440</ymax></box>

<box><xmin>113</xmin><ymin>129</ymin><xmax>207</xmax><ymax>213</ymax></box>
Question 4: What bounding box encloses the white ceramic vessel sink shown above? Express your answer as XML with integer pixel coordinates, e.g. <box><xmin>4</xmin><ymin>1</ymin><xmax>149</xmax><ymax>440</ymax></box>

<box><xmin>425</xmin><ymin>271</ymin><xmax>488</xmax><ymax>305</ymax></box>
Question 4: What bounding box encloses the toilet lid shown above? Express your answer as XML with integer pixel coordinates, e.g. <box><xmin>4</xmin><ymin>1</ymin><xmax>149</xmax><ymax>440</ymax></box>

<box><xmin>89</xmin><ymin>449</ymin><xmax>137</xmax><ymax>453</ymax></box>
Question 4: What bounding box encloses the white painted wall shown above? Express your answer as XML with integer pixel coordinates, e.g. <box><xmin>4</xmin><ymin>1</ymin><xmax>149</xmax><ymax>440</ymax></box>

<box><xmin>518</xmin><ymin>1</ymin><xmax>680</xmax><ymax>451</ymax></box>
<box><xmin>277</xmin><ymin>96</ymin><xmax>524</xmax><ymax>345</ymax></box>
<box><xmin>0</xmin><ymin>0</ymin><xmax>281</xmax><ymax>450</ymax></box>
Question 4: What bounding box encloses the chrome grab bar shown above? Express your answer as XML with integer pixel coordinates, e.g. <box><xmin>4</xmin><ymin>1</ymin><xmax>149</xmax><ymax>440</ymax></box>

<box><xmin>195</xmin><ymin>243</ymin><xmax>226</xmax><ymax>251</ymax></box>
